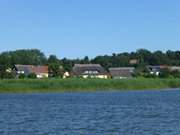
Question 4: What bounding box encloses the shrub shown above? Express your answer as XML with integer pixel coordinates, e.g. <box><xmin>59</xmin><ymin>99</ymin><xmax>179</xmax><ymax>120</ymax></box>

<box><xmin>19</xmin><ymin>74</ymin><xmax>26</xmax><ymax>79</ymax></box>
<box><xmin>159</xmin><ymin>68</ymin><xmax>171</xmax><ymax>78</ymax></box>
<box><xmin>144</xmin><ymin>73</ymin><xmax>157</xmax><ymax>78</ymax></box>
<box><xmin>2</xmin><ymin>72</ymin><xmax>15</xmax><ymax>79</ymax></box>
<box><xmin>171</xmin><ymin>70</ymin><xmax>180</xmax><ymax>78</ymax></box>
<box><xmin>27</xmin><ymin>73</ymin><xmax>37</xmax><ymax>79</ymax></box>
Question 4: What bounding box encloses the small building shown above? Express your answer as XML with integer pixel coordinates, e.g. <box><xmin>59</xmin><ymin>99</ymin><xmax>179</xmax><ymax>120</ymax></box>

<box><xmin>109</xmin><ymin>67</ymin><xmax>135</xmax><ymax>79</ymax></box>
<box><xmin>168</xmin><ymin>66</ymin><xmax>180</xmax><ymax>72</ymax></box>
<box><xmin>147</xmin><ymin>65</ymin><xmax>168</xmax><ymax>76</ymax></box>
<box><xmin>14</xmin><ymin>65</ymin><xmax>48</xmax><ymax>78</ymax></box>
<box><xmin>72</xmin><ymin>64</ymin><xmax>108</xmax><ymax>79</ymax></box>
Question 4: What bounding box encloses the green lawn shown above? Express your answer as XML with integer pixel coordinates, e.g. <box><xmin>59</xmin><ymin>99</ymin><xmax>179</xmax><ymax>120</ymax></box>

<box><xmin>0</xmin><ymin>78</ymin><xmax>180</xmax><ymax>93</ymax></box>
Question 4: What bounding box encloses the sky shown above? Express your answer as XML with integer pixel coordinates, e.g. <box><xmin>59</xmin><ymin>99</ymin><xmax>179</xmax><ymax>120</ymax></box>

<box><xmin>0</xmin><ymin>0</ymin><xmax>179</xmax><ymax>58</ymax></box>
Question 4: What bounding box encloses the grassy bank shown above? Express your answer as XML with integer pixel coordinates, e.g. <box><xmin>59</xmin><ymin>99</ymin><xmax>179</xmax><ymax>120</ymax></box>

<box><xmin>0</xmin><ymin>78</ymin><xmax>180</xmax><ymax>93</ymax></box>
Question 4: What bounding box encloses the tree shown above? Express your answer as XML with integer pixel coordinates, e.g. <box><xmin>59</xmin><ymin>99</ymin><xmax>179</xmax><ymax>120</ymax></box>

<box><xmin>48</xmin><ymin>63</ymin><xmax>64</xmax><ymax>77</ymax></box>
<box><xmin>136</xmin><ymin>49</ymin><xmax>152</xmax><ymax>64</ymax></box>
<box><xmin>171</xmin><ymin>70</ymin><xmax>180</xmax><ymax>78</ymax></box>
<box><xmin>0</xmin><ymin>65</ymin><xmax>15</xmax><ymax>79</ymax></box>
<box><xmin>1</xmin><ymin>48</ymin><xmax>180</xmax><ymax>76</ymax></box>
<box><xmin>48</xmin><ymin>55</ymin><xmax>60</xmax><ymax>64</ymax></box>
<box><xmin>159</xmin><ymin>68</ymin><xmax>171</xmax><ymax>78</ymax></box>
<box><xmin>150</xmin><ymin>51</ymin><xmax>170</xmax><ymax>65</ymax></box>
<box><xmin>61</xmin><ymin>58</ymin><xmax>74</xmax><ymax>72</ymax></box>
<box><xmin>47</xmin><ymin>55</ymin><xmax>64</xmax><ymax>77</ymax></box>
<box><xmin>0</xmin><ymin>49</ymin><xmax>47</xmax><ymax>65</ymax></box>
<box><xmin>92</xmin><ymin>55</ymin><xmax>113</xmax><ymax>70</ymax></box>
<box><xmin>81</xmin><ymin>56</ymin><xmax>90</xmax><ymax>64</ymax></box>
<box><xmin>133</xmin><ymin>63</ymin><xmax>149</xmax><ymax>77</ymax></box>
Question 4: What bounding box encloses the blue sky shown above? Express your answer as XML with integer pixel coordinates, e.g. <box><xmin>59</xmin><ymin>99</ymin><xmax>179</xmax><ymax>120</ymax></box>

<box><xmin>0</xmin><ymin>0</ymin><xmax>179</xmax><ymax>58</ymax></box>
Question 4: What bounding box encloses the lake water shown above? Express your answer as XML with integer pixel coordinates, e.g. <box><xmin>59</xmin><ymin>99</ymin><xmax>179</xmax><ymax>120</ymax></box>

<box><xmin>1</xmin><ymin>90</ymin><xmax>180</xmax><ymax>135</ymax></box>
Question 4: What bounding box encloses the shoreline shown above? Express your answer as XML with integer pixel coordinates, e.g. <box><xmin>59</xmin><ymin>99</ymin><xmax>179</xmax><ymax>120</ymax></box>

<box><xmin>0</xmin><ymin>78</ymin><xmax>180</xmax><ymax>93</ymax></box>
<box><xmin>1</xmin><ymin>88</ymin><xmax>180</xmax><ymax>95</ymax></box>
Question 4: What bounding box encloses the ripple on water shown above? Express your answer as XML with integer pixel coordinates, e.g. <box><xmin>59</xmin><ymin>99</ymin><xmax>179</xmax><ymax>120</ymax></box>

<box><xmin>0</xmin><ymin>90</ymin><xmax>180</xmax><ymax>135</ymax></box>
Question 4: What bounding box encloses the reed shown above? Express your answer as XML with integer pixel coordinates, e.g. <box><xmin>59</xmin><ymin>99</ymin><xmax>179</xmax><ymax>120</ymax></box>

<box><xmin>0</xmin><ymin>78</ymin><xmax>180</xmax><ymax>93</ymax></box>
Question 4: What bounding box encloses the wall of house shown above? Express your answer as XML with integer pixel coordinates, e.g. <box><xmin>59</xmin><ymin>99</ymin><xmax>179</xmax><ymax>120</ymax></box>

<box><xmin>36</xmin><ymin>73</ymin><xmax>48</xmax><ymax>79</ymax></box>
<box><xmin>81</xmin><ymin>75</ymin><xmax>108</xmax><ymax>79</ymax></box>
<box><xmin>112</xmin><ymin>76</ymin><xmax>132</xmax><ymax>79</ymax></box>
<box><xmin>97</xmin><ymin>75</ymin><xmax>108</xmax><ymax>79</ymax></box>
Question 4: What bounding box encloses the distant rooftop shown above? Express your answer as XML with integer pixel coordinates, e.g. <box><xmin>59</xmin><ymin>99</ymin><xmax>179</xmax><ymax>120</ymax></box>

<box><xmin>73</xmin><ymin>64</ymin><xmax>107</xmax><ymax>75</ymax></box>
<box><xmin>15</xmin><ymin>65</ymin><xmax>48</xmax><ymax>75</ymax></box>
<box><xmin>109</xmin><ymin>67</ymin><xmax>135</xmax><ymax>78</ymax></box>
<box><xmin>109</xmin><ymin>67</ymin><xmax>135</xmax><ymax>70</ymax></box>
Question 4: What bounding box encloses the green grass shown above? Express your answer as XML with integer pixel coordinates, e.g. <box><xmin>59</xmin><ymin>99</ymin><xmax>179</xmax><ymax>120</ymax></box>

<box><xmin>0</xmin><ymin>78</ymin><xmax>180</xmax><ymax>93</ymax></box>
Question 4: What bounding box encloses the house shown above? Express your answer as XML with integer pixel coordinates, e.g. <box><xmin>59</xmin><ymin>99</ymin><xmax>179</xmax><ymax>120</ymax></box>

<box><xmin>109</xmin><ymin>67</ymin><xmax>135</xmax><ymax>79</ymax></box>
<box><xmin>72</xmin><ymin>64</ymin><xmax>108</xmax><ymax>79</ymax></box>
<box><xmin>168</xmin><ymin>66</ymin><xmax>180</xmax><ymax>72</ymax></box>
<box><xmin>14</xmin><ymin>65</ymin><xmax>48</xmax><ymax>78</ymax></box>
<box><xmin>147</xmin><ymin>65</ymin><xmax>168</xmax><ymax>76</ymax></box>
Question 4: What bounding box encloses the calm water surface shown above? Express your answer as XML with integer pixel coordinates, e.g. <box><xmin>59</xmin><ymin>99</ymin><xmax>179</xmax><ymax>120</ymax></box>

<box><xmin>1</xmin><ymin>89</ymin><xmax>180</xmax><ymax>135</ymax></box>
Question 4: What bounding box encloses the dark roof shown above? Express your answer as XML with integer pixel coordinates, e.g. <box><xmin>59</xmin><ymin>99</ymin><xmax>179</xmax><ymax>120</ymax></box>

<box><xmin>147</xmin><ymin>65</ymin><xmax>168</xmax><ymax>72</ymax></box>
<box><xmin>147</xmin><ymin>66</ymin><xmax>180</xmax><ymax>72</ymax></box>
<box><xmin>72</xmin><ymin>64</ymin><xmax>107</xmax><ymax>75</ymax></box>
<box><xmin>15</xmin><ymin>65</ymin><xmax>32</xmax><ymax>75</ymax></box>
<box><xmin>33</xmin><ymin>66</ymin><xmax>48</xmax><ymax>74</ymax></box>
<box><xmin>109</xmin><ymin>67</ymin><xmax>135</xmax><ymax>77</ymax></box>
<box><xmin>15</xmin><ymin>65</ymin><xmax>48</xmax><ymax>75</ymax></box>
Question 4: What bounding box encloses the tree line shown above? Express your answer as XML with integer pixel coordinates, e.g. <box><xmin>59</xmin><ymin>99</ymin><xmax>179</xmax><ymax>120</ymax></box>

<box><xmin>0</xmin><ymin>49</ymin><xmax>180</xmax><ymax>78</ymax></box>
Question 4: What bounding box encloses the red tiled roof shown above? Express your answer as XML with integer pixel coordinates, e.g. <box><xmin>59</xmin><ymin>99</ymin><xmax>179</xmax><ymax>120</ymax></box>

<box><xmin>32</xmin><ymin>66</ymin><xmax>48</xmax><ymax>74</ymax></box>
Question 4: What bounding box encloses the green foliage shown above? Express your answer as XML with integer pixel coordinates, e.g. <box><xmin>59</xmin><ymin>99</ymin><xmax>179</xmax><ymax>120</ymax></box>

<box><xmin>91</xmin><ymin>49</ymin><xmax>180</xmax><ymax>69</ymax></box>
<box><xmin>143</xmin><ymin>73</ymin><xmax>157</xmax><ymax>78</ymax></box>
<box><xmin>0</xmin><ymin>78</ymin><xmax>180</xmax><ymax>93</ymax></box>
<box><xmin>48</xmin><ymin>55</ymin><xmax>60</xmax><ymax>64</ymax></box>
<box><xmin>81</xmin><ymin>56</ymin><xmax>90</xmax><ymax>64</ymax></box>
<box><xmin>159</xmin><ymin>68</ymin><xmax>171</xmax><ymax>78</ymax></box>
<box><xmin>27</xmin><ymin>73</ymin><xmax>37</xmax><ymax>79</ymax></box>
<box><xmin>136</xmin><ymin>49</ymin><xmax>152</xmax><ymax>64</ymax></box>
<box><xmin>47</xmin><ymin>54</ymin><xmax>64</xmax><ymax>78</ymax></box>
<box><xmin>0</xmin><ymin>65</ymin><xmax>15</xmax><ymax>79</ymax></box>
<box><xmin>19</xmin><ymin>74</ymin><xmax>26</xmax><ymax>79</ymax></box>
<box><xmin>0</xmin><ymin>49</ymin><xmax>47</xmax><ymax>65</ymax></box>
<box><xmin>1</xmin><ymin>48</ymin><xmax>180</xmax><ymax>79</ymax></box>
<box><xmin>1</xmin><ymin>72</ymin><xmax>15</xmax><ymax>79</ymax></box>
<box><xmin>61</xmin><ymin>58</ymin><xmax>74</xmax><ymax>72</ymax></box>
<box><xmin>133</xmin><ymin>63</ymin><xmax>149</xmax><ymax>77</ymax></box>
<box><xmin>91</xmin><ymin>55</ymin><xmax>114</xmax><ymax>70</ymax></box>
<box><xmin>170</xmin><ymin>70</ymin><xmax>180</xmax><ymax>78</ymax></box>
<box><xmin>48</xmin><ymin>63</ymin><xmax>64</xmax><ymax>77</ymax></box>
